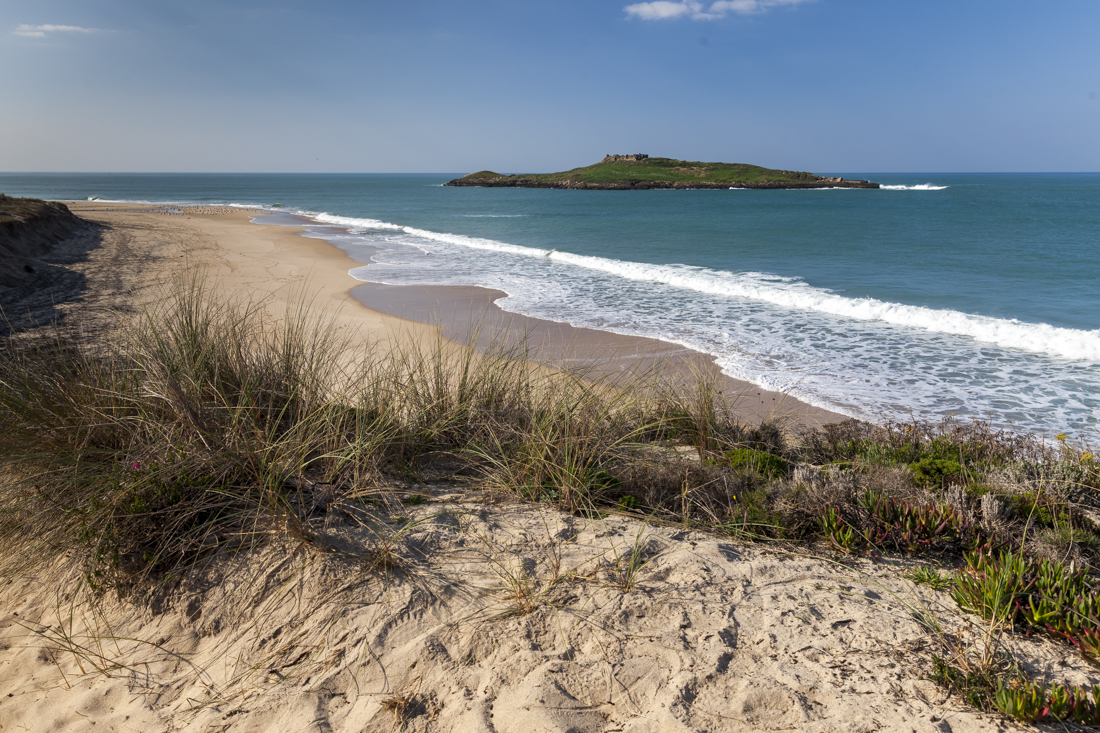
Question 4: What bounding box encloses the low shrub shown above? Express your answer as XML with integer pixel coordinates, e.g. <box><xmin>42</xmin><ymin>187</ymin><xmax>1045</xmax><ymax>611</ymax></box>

<box><xmin>719</xmin><ymin>487</ymin><xmax>785</xmax><ymax>540</ymax></box>
<box><xmin>821</xmin><ymin>488</ymin><xmax>984</xmax><ymax>555</ymax></box>
<box><xmin>932</xmin><ymin>657</ymin><xmax>1100</xmax><ymax>725</ymax></box>
<box><xmin>952</xmin><ymin>548</ymin><xmax>1100</xmax><ymax>660</ymax></box>
<box><xmin>1007</xmin><ymin>491</ymin><xmax>1069</xmax><ymax>527</ymax></box>
<box><xmin>909</xmin><ymin>456</ymin><xmax>962</xmax><ymax>488</ymax></box>
<box><xmin>717</xmin><ymin>448</ymin><xmax>789</xmax><ymax>480</ymax></box>
<box><xmin>798</xmin><ymin>418</ymin><xmax>1053</xmax><ymax>475</ymax></box>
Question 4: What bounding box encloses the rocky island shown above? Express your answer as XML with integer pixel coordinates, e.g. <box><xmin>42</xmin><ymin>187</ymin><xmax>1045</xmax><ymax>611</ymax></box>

<box><xmin>446</xmin><ymin>154</ymin><xmax>880</xmax><ymax>190</ymax></box>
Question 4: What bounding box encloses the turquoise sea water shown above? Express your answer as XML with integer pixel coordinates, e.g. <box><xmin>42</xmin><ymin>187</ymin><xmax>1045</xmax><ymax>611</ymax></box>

<box><xmin>2</xmin><ymin>172</ymin><xmax>1098</xmax><ymax>437</ymax></box>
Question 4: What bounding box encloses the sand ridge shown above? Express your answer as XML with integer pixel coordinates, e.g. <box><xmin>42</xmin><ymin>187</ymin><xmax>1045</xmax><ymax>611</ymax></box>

<box><xmin>0</xmin><ymin>488</ymin><xmax>1035</xmax><ymax>732</ymax></box>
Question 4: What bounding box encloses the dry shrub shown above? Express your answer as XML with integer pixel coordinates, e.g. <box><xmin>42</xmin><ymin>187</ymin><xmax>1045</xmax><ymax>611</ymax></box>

<box><xmin>612</xmin><ymin>454</ymin><xmax>737</xmax><ymax>519</ymax></box>
<box><xmin>0</xmin><ymin>278</ymin><xmax>539</xmax><ymax>595</ymax></box>
<box><xmin>797</xmin><ymin>416</ymin><xmax>1058</xmax><ymax>469</ymax></box>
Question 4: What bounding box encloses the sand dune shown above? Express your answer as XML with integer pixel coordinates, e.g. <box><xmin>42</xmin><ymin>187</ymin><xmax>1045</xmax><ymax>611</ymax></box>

<box><xmin>1</xmin><ymin>488</ymin><xmax>1037</xmax><ymax>732</ymax></box>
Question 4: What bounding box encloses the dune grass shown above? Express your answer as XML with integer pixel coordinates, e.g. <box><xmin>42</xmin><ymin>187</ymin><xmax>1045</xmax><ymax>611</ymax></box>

<box><xmin>4</xmin><ymin>280</ymin><xmax>1100</xmax><ymax>726</ymax></box>
<box><xmin>0</xmin><ymin>192</ymin><xmax>72</xmax><ymax>223</ymax></box>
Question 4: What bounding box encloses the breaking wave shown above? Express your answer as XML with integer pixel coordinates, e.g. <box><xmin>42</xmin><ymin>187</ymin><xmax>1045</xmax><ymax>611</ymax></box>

<box><xmin>313</xmin><ymin>213</ymin><xmax>1100</xmax><ymax>362</ymax></box>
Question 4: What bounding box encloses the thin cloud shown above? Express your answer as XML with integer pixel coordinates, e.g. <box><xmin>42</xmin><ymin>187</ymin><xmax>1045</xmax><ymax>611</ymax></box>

<box><xmin>624</xmin><ymin>1</ymin><xmax>703</xmax><ymax>19</ymax></box>
<box><xmin>624</xmin><ymin>0</ymin><xmax>813</xmax><ymax>21</ymax></box>
<box><xmin>14</xmin><ymin>24</ymin><xmax>100</xmax><ymax>38</ymax></box>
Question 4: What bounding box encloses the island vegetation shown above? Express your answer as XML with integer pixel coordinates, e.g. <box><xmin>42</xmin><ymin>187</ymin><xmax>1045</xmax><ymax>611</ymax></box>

<box><xmin>446</xmin><ymin>154</ymin><xmax>880</xmax><ymax>190</ymax></box>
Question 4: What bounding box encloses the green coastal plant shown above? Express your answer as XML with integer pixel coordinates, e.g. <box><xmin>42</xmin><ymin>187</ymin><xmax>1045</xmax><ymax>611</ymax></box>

<box><xmin>951</xmin><ymin>547</ymin><xmax>1100</xmax><ymax>661</ymax></box>
<box><xmin>617</xmin><ymin>495</ymin><xmax>639</xmax><ymax>511</ymax></box>
<box><xmin>822</xmin><ymin>505</ymin><xmax>861</xmax><ymax>553</ymax></box>
<box><xmin>909</xmin><ymin>456</ymin><xmax>962</xmax><ymax>488</ymax></box>
<box><xmin>903</xmin><ymin>566</ymin><xmax>954</xmax><ymax>591</ymax></box>
<box><xmin>932</xmin><ymin>655</ymin><xmax>1100</xmax><ymax>726</ymax></box>
<box><xmin>719</xmin><ymin>487</ymin><xmax>784</xmax><ymax>541</ymax></box>
<box><xmin>719</xmin><ymin>448</ymin><xmax>789</xmax><ymax>480</ymax></box>
<box><xmin>820</xmin><ymin>489</ymin><xmax>980</xmax><ymax>556</ymax></box>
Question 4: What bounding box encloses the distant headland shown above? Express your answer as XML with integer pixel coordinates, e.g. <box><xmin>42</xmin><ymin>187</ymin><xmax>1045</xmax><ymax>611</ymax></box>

<box><xmin>445</xmin><ymin>155</ymin><xmax>880</xmax><ymax>190</ymax></box>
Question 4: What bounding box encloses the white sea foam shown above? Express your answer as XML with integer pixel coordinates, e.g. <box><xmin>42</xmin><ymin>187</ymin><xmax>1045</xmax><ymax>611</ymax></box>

<box><xmin>322</xmin><ymin>212</ymin><xmax>1100</xmax><ymax>362</ymax></box>
<box><xmin>313</xmin><ymin>213</ymin><xmax>404</xmax><ymax>232</ymax></box>
<box><xmin>348</xmin><ymin>232</ymin><xmax>1089</xmax><ymax>428</ymax></box>
<box><xmin>880</xmin><ymin>184</ymin><xmax>950</xmax><ymax>191</ymax></box>
<box><xmin>75</xmin><ymin>203</ymin><xmax>1096</xmax><ymax>364</ymax></box>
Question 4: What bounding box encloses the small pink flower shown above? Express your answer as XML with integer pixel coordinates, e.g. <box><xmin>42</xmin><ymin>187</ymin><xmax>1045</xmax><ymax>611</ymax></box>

<box><xmin>132</xmin><ymin>462</ymin><xmax>140</xmax><ymax>470</ymax></box>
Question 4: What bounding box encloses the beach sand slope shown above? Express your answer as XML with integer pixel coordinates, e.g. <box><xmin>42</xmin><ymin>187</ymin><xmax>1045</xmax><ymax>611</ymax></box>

<box><xmin>0</xmin><ymin>490</ymin><xmax>1041</xmax><ymax>732</ymax></box>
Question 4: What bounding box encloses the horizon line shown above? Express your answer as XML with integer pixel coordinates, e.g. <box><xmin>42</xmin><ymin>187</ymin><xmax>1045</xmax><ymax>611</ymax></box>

<box><xmin>4</xmin><ymin>170</ymin><xmax>1100</xmax><ymax>176</ymax></box>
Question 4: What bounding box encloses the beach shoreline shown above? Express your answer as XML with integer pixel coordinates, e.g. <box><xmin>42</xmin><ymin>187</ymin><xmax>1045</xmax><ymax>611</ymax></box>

<box><xmin>49</xmin><ymin>201</ymin><xmax>847</xmax><ymax>427</ymax></box>
<box><xmin>348</xmin><ymin>281</ymin><xmax>846</xmax><ymax>426</ymax></box>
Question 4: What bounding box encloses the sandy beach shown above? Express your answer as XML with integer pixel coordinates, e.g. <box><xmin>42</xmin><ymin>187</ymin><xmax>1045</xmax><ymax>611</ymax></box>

<box><xmin>21</xmin><ymin>202</ymin><xmax>842</xmax><ymax>426</ymax></box>
<box><xmin>45</xmin><ymin>202</ymin><xmax>439</xmax><ymax>352</ymax></box>
<box><xmin>0</xmin><ymin>202</ymin><xmax>1086</xmax><ymax>732</ymax></box>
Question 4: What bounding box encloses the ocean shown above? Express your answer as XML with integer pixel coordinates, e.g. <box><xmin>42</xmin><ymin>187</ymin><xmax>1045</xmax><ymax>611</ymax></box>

<box><xmin>2</xmin><ymin>171</ymin><xmax>1097</xmax><ymax>438</ymax></box>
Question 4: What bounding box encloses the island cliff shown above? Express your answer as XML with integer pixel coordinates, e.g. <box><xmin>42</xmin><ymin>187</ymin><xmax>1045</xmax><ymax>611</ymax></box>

<box><xmin>446</xmin><ymin>155</ymin><xmax>879</xmax><ymax>190</ymax></box>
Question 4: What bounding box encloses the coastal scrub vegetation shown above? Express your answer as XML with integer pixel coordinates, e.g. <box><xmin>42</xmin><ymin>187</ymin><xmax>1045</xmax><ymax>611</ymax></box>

<box><xmin>2</xmin><ymin>281</ymin><xmax>1100</xmax><ymax>727</ymax></box>
<box><xmin>525</xmin><ymin>157</ymin><xmax>817</xmax><ymax>185</ymax></box>
<box><xmin>532</xmin><ymin>157</ymin><xmax>819</xmax><ymax>184</ymax></box>
<box><xmin>0</xmin><ymin>192</ymin><xmax>70</xmax><ymax>223</ymax></box>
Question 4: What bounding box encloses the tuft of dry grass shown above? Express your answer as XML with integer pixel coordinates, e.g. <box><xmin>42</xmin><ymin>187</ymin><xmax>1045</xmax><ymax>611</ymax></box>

<box><xmin>602</xmin><ymin>523</ymin><xmax>663</xmax><ymax>593</ymax></box>
<box><xmin>379</xmin><ymin>676</ymin><xmax>429</xmax><ymax>730</ymax></box>
<box><xmin>0</xmin><ymin>276</ymin><xmax>538</xmax><ymax>596</ymax></box>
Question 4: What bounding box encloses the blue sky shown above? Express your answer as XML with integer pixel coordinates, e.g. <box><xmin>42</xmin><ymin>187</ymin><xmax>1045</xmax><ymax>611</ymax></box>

<box><xmin>2</xmin><ymin>0</ymin><xmax>1098</xmax><ymax>172</ymax></box>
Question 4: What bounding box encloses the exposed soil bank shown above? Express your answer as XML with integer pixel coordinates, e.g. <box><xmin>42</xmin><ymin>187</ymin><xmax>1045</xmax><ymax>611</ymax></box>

<box><xmin>0</xmin><ymin>195</ymin><xmax>86</xmax><ymax>289</ymax></box>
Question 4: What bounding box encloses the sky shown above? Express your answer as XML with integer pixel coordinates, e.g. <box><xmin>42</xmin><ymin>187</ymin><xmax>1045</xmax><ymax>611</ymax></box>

<box><xmin>2</xmin><ymin>0</ymin><xmax>1098</xmax><ymax>173</ymax></box>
